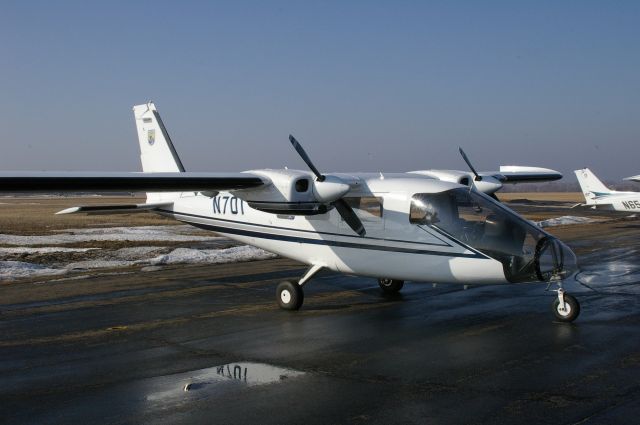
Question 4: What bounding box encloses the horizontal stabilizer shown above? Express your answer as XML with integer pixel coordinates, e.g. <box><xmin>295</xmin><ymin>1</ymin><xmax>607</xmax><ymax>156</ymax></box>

<box><xmin>624</xmin><ymin>175</ymin><xmax>640</xmax><ymax>182</ymax></box>
<box><xmin>0</xmin><ymin>172</ymin><xmax>267</xmax><ymax>193</ymax></box>
<box><xmin>56</xmin><ymin>202</ymin><xmax>172</xmax><ymax>215</ymax></box>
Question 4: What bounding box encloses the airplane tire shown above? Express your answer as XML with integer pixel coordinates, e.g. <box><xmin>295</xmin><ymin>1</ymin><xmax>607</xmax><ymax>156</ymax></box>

<box><xmin>378</xmin><ymin>278</ymin><xmax>404</xmax><ymax>294</ymax></box>
<box><xmin>551</xmin><ymin>293</ymin><xmax>580</xmax><ymax>322</ymax></box>
<box><xmin>277</xmin><ymin>280</ymin><xmax>304</xmax><ymax>311</ymax></box>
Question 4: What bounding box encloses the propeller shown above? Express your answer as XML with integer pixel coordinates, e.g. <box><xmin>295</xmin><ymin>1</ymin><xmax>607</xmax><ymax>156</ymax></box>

<box><xmin>458</xmin><ymin>147</ymin><xmax>482</xmax><ymax>181</ymax></box>
<box><xmin>458</xmin><ymin>147</ymin><xmax>504</xmax><ymax>197</ymax></box>
<box><xmin>289</xmin><ymin>135</ymin><xmax>366</xmax><ymax>237</ymax></box>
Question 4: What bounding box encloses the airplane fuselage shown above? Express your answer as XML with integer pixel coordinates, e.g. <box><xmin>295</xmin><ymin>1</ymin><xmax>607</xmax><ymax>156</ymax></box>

<box><xmin>156</xmin><ymin>173</ymin><xmax>559</xmax><ymax>285</ymax></box>
<box><xmin>585</xmin><ymin>192</ymin><xmax>640</xmax><ymax>212</ymax></box>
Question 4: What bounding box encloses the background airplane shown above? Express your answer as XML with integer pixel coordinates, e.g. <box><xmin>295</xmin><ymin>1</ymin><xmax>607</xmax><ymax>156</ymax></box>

<box><xmin>624</xmin><ymin>174</ymin><xmax>640</xmax><ymax>183</ymax></box>
<box><xmin>575</xmin><ymin>168</ymin><xmax>640</xmax><ymax>212</ymax></box>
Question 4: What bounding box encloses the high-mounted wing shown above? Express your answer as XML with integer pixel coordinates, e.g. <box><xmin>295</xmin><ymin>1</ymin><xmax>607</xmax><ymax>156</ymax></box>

<box><xmin>0</xmin><ymin>171</ymin><xmax>267</xmax><ymax>193</ymax></box>
<box><xmin>411</xmin><ymin>164</ymin><xmax>562</xmax><ymax>196</ymax></box>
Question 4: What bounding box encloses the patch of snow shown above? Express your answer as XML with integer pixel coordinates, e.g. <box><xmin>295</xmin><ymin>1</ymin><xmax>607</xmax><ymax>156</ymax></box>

<box><xmin>0</xmin><ymin>245</ymin><xmax>277</xmax><ymax>280</ymax></box>
<box><xmin>0</xmin><ymin>225</ymin><xmax>226</xmax><ymax>246</ymax></box>
<box><xmin>148</xmin><ymin>246</ymin><xmax>278</xmax><ymax>265</ymax></box>
<box><xmin>111</xmin><ymin>246</ymin><xmax>164</xmax><ymax>260</ymax></box>
<box><xmin>0</xmin><ymin>261</ymin><xmax>66</xmax><ymax>280</ymax></box>
<box><xmin>536</xmin><ymin>216</ymin><xmax>596</xmax><ymax>228</ymax></box>
<box><xmin>0</xmin><ymin>247</ymin><xmax>99</xmax><ymax>254</ymax></box>
<box><xmin>65</xmin><ymin>260</ymin><xmax>135</xmax><ymax>270</ymax></box>
<box><xmin>141</xmin><ymin>266</ymin><xmax>164</xmax><ymax>272</ymax></box>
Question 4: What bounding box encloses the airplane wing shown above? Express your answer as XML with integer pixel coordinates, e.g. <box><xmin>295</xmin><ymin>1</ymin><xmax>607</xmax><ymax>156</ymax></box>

<box><xmin>0</xmin><ymin>171</ymin><xmax>267</xmax><ymax>193</ymax></box>
<box><xmin>411</xmin><ymin>165</ymin><xmax>562</xmax><ymax>196</ymax></box>
<box><xmin>623</xmin><ymin>175</ymin><xmax>640</xmax><ymax>182</ymax></box>
<box><xmin>484</xmin><ymin>166</ymin><xmax>563</xmax><ymax>183</ymax></box>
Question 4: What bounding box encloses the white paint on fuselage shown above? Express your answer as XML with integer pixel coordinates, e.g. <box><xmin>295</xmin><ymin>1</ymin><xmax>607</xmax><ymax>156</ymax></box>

<box><xmin>582</xmin><ymin>190</ymin><xmax>640</xmax><ymax>212</ymax></box>
<box><xmin>159</xmin><ymin>174</ymin><xmax>508</xmax><ymax>285</ymax></box>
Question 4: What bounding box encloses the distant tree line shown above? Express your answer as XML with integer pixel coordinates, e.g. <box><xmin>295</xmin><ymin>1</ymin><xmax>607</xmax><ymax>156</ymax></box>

<box><xmin>501</xmin><ymin>179</ymin><xmax>639</xmax><ymax>192</ymax></box>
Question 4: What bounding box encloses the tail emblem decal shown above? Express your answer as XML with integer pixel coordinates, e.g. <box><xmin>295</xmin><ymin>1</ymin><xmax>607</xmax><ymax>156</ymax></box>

<box><xmin>147</xmin><ymin>129</ymin><xmax>156</xmax><ymax>145</ymax></box>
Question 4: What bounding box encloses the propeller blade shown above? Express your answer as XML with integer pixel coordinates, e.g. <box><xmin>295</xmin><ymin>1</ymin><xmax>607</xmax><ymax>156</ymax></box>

<box><xmin>333</xmin><ymin>198</ymin><xmax>366</xmax><ymax>237</ymax></box>
<box><xmin>289</xmin><ymin>135</ymin><xmax>325</xmax><ymax>181</ymax></box>
<box><xmin>458</xmin><ymin>147</ymin><xmax>482</xmax><ymax>181</ymax></box>
<box><xmin>288</xmin><ymin>134</ymin><xmax>363</xmax><ymax>235</ymax></box>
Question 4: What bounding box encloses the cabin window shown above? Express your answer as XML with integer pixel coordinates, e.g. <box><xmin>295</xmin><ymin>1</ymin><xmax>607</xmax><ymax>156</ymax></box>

<box><xmin>344</xmin><ymin>197</ymin><xmax>383</xmax><ymax>220</ymax></box>
<box><xmin>410</xmin><ymin>192</ymin><xmax>454</xmax><ymax>225</ymax></box>
<box><xmin>295</xmin><ymin>179</ymin><xmax>310</xmax><ymax>193</ymax></box>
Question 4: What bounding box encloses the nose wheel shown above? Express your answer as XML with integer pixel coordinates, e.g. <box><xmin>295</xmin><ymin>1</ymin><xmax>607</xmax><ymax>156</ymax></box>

<box><xmin>551</xmin><ymin>288</ymin><xmax>580</xmax><ymax>322</ymax></box>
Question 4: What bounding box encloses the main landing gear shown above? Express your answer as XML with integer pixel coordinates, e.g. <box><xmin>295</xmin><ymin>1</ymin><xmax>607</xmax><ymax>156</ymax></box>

<box><xmin>549</xmin><ymin>281</ymin><xmax>580</xmax><ymax>322</ymax></box>
<box><xmin>378</xmin><ymin>278</ymin><xmax>404</xmax><ymax>294</ymax></box>
<box><xmin>276</xmin><ymin>281</ymin><xmax>304</xmax><ymax>310</ymax></box>
<box><xmin>276</xmin><ymin>264</ymin><xmax>323</xmax><ymax>311</ymax></box>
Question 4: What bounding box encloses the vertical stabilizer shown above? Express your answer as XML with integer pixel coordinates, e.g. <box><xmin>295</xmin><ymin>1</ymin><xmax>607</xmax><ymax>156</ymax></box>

<box><xmin>574</xmin><ymin>168</ymin><xmax>611</xmax><ymax>204</ymax></box>
<box><xmin>133</xmin><ymin>102</ymin><xmax>185</xmax><ymax>173</ymax></box>
<box><xmin>133</xmin><ymin>102</ymin><xmax>185</xmax><ymax>202</ymax></box>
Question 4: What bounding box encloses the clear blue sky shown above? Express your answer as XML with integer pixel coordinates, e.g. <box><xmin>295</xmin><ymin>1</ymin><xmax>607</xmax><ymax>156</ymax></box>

<box><xmin>1</xmin><ymin>1</ymin><xmax>638</xmax><ymax>180</ymax></box>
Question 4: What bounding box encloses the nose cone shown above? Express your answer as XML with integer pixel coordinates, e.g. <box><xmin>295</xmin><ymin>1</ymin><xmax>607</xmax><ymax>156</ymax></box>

<box><xmin>313</xmin><ymin>175</ymin><xmax>350</xmax><ymax>203</ymax></box>
<box><xmin>535</xmin><ymin>238</ymin><xmax>578</xmax><ymax>281</ymax></box>
<box><xmin>473</xmin><ymin>176</ymin><xmax>503</xmax><ymax>194</ymax></box>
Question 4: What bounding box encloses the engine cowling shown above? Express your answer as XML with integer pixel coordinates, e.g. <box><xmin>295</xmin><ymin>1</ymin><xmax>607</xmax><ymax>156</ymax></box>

<box><xmin>234</xmin><ymin>169</ymin><xmax>353</xmax><ymax>215</ymax></box>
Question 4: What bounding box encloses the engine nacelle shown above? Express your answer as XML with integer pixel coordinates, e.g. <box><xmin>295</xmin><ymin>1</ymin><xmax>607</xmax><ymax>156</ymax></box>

<box><xmin>410</xmin><ymin>169</ymin><xmax>503</xmax><ymax>194</ymax></box>
<box><xmin>234</xmin><ymin>169</ymin><xmax>350</xmax><ymax>215</ymax></box>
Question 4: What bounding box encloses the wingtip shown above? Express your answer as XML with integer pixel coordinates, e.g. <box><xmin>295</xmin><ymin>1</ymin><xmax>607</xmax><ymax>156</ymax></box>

<box><xmin>55</xmin><ymin>207</ymin><xmax>80</xmax><ymax>215</ymax></box>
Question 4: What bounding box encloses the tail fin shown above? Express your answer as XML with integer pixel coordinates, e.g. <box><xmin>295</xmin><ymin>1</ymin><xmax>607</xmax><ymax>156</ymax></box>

<box><xmin>574</xmin><ymin>168</ymin><xmax>611</xmax><ymax>204</ymax></box>
<box><xmin>133</xmin><ymin>102</ymin><xmax>185</xmax><ymax>202</ymax></box>
<box><xmin>133</xmin><ymin>102</ymin><xmax>185</xmax><ymax>173</ymax></box>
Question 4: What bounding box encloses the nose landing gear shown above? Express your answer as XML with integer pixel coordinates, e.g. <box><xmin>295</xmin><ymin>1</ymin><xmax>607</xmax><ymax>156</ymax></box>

<box><xmin>550</xmin><ymin>285</ymin><xmax>580</xmax><ymax>323</ymax></box>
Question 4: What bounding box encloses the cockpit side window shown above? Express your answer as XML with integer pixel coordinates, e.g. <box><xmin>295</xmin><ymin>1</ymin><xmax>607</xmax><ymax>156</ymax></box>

<box><xmin>410</xmin><ymin>193</ymin><xmax>454</xmax><ymax>226</ymax></box>
<box><xmin>409</xmin><ymin>189</ymin><xmax>569</xmax><ymax>283</ymax></box>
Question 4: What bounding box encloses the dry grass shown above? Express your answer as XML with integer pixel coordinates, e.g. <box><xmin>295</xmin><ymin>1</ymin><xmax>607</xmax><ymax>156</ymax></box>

<box><xmin>0</xmin><ymin>193</ymin><xmax>586</xmax><ymax>235</ymax></box>
<box><xmin>0</xmin><ymin>196</ymin><xmax>175</xmax><ymax>235</ymax></box>
<box><xmin>498</xmin><ymin>192</ymin><xmax>583</xmax><ymax>202</ymax></box>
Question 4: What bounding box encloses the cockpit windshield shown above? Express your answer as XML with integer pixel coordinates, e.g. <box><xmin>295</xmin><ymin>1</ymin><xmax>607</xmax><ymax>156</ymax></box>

<box><xmin>410</xmin><ymin>188</ymin><xmax>577</xmax><ymax>283</ymax></box>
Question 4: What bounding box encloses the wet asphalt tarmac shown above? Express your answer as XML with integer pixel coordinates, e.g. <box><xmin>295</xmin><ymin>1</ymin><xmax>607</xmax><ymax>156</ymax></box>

<box><xmin>1</xmin><ymin>206</ymin><xmax>640</xmax><ymax>424</ymax></box>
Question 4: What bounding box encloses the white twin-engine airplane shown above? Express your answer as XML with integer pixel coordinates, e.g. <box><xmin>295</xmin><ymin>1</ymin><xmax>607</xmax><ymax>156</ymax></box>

<box><xmin>0</xmin><ymin>103</ymin><xmax>579</xmax><ymax>322</ymax></box>
<box><xmin>575</xmin><ymin>168</ymin><xmax>640</xmax><ymax>212</ymax></box>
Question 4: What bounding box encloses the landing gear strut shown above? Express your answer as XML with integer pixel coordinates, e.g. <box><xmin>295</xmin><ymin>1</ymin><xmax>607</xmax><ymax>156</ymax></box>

<box><xmin>276</xmin><ymin>264</ymin><xmax>323</xmax><ymax>311</ymax></box>
<box><xmin>549</xmin><ymin>281</ymin><xmax>580</xmax><ymax>322</ymax></box>
<box><xmin>378</xmin><ymin>278</ymin><xmax>404</xmax><ymax>294</ymax></box>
